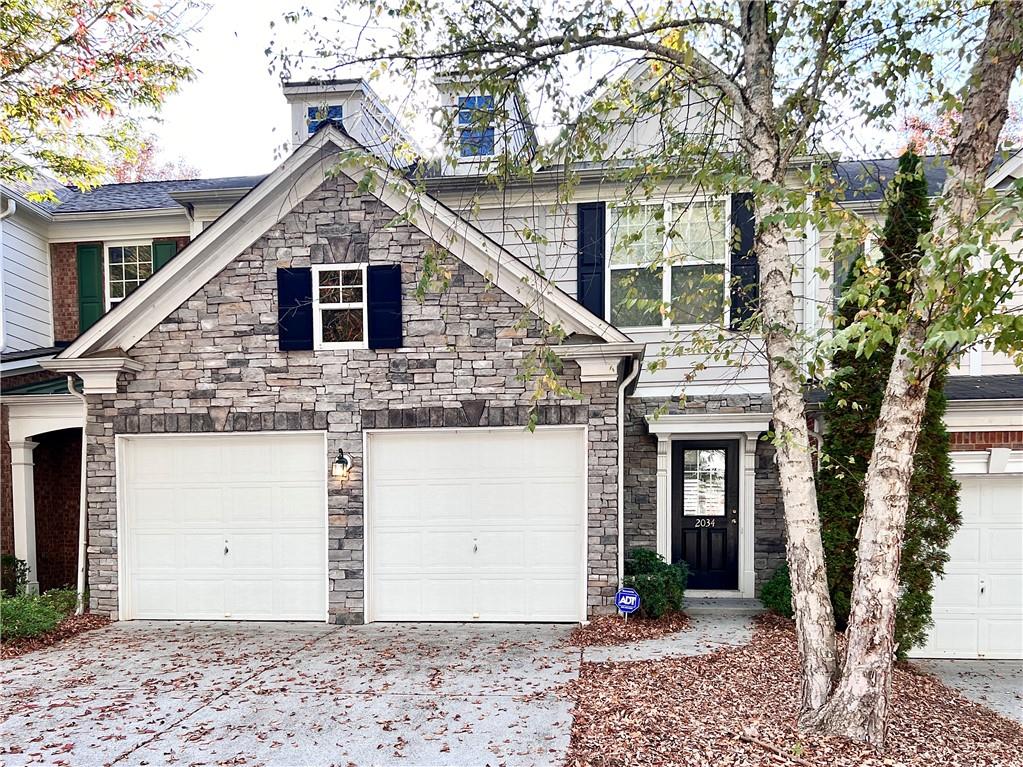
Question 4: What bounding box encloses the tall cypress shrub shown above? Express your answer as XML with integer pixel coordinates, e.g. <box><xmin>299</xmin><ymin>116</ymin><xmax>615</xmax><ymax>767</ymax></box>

<box><xmin>818</xmin><ymin>150</ymin><xmax>961</xmax><ymax>656</ymax></box>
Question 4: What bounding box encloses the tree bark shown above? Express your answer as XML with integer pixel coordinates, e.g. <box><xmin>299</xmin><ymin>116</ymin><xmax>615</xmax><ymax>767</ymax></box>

<box><xmin>814</xmin><ymin>2</ymin><xmax>1023</xmax><ymax>745</ymax></box>
<box><xmin>739</xmin><ymin>1</ymin><xmax>838</xmax><ymax>720</ymax></box>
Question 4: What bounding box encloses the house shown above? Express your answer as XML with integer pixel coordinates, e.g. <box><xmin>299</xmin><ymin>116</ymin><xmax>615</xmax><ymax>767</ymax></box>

<box><xmin>1</xmin><ymin>77</ymin><xmax>1020</xmax><ymax>659</ymax></box>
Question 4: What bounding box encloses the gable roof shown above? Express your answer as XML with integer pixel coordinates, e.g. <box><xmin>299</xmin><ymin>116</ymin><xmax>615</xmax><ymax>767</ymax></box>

<box><xmin>57</xmin><ymin>124</ymin><xmax>629</xmax><ymax>361</ymax></box>
<box><xmin>51</xmin><ymin>176</ymin><xmax>266</xmax><ymax>213</ymax></box>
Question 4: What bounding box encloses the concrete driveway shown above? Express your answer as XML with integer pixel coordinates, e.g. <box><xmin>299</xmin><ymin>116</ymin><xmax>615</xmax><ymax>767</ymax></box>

<box><xmin>0</xmin><ymin>621</ymin><xmax>579</xmax><ymax>766</ymax></box>
<box><xmin>914</xmin><ymin>659</ymin><xmax>1023</xmax><ymax>724</ymax></box>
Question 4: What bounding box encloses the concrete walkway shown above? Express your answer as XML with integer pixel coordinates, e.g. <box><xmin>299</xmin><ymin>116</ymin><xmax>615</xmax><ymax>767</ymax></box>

<box><xmin>0</xmin><ymin>621</ymin><xmax>578</xmax><ymax>766</ymax></box>
<box><xmin>582</xmin><ymin>600</ymin><xmax>761</xmax><ymax>663</ymax></box>
<box><xmin>914</xmin><ymin>659</ymin><xmax>1023</xmax><ymax>724</ymax></box>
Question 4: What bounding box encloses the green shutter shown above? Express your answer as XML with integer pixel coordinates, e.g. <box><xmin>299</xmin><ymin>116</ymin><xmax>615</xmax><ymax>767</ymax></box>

<box><xmin>152</xmin><ymin>239</ymin><xmax>178</xmax><ymax>272</ymax></box>
<box><xmin>76</xmin><ymin>243</ymin><xmax>103</xmax><ymax>332</ymax></box>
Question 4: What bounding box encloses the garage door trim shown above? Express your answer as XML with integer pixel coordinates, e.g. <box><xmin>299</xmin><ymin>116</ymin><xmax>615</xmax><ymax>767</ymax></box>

<box><xmin>363</xmin><ymin>425</ymin><xmax>589</xmax><ymax>624</ymax></box>
<box><xmin>115</xmin><ymin>431</ymin><xmax>329</xmax><ymax>622</ymax></box>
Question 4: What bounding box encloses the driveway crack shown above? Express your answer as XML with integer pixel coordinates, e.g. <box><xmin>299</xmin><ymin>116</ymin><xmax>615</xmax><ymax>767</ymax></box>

<box><xmin>106</xmin><ymin>629</ymin><xmax>335</xmax><ymax>766</ymax></box>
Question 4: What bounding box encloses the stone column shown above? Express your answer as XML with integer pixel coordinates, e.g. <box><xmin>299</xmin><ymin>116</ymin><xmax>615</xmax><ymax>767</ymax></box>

<box><xmin>10</xmin><ymin>439</ymin><xmax>39</xmax><ymax>594</ymax></box>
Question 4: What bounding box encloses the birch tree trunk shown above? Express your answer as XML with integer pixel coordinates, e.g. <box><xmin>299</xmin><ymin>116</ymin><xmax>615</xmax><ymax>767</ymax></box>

<box><xmin>739</xmin><ymin>1</ymin><xmax>838</xmax><ymax>720</ymax></box>
<box><xmin>814</xmin><ymin>2</ymin><xmax>1023</xmax><ymax>745</ymax></box>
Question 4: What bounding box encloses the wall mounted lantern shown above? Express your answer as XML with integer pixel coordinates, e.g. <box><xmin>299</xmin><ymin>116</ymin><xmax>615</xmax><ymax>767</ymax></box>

<box><xmin>332</xmin><ymin>447</ymin><xmax>352</xmax><ymax>481</ymax></box>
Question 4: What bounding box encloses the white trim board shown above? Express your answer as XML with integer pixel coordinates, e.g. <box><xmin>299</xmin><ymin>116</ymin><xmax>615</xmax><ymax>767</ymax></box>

<box><xmin>55</xmin><ymin>125</ymin><xmax>628</xmax><ymax>363</ymax></box>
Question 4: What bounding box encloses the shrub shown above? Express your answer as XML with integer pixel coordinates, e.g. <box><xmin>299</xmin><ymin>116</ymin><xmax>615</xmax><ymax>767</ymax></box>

<box><xmin>819</xmin><ymin>150</ymin><xmax>961</xmax><ymax>657</ymax></box>
<box><xmin>39</xmin><ymin>588</ymin><xmax>80</xmax><ymax>618</ymax></box>
<box><xmin>1</xmin><ymin>555</ymin><xmax>28</xmax><ymax>596</ymax></box>
<box><xmin>623</xmin><ymin>548</ymin><xmax>687</xmax><ymax>619</ymax></box>
<box><xmin>760</xmin><ymin>564</ymin><xmax>794</xmax><ymax>618</ymax></box>
<box><xmin>1</xmin><ymin>594</ymin><xmax>63</xmax><ymax>639</ymax></box>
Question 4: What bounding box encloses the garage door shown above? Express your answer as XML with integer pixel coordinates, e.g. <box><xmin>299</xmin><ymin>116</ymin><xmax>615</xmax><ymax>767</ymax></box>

<box><xmin>367</xmin><ymin>427</ymin><xmax>586</xmax><ymax>622</ymax></box>
<box><xmin>120</xmin><ymin>433</ymin><xmax>327</xmax><ymax>621</ymax></box>
<box><xmin>912</xmin><ymin>474</ymin><xmax>1023</xmax><ymax>659</ymax></box>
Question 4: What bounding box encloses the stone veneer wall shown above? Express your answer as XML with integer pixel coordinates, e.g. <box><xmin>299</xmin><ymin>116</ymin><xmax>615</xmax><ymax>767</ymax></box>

<box><xmin>622</xmin><ymin>394</ymin><xmax>786</xmax><ymax>594</ymax></box>
<box><xmin>82</xmin><ymin>176</ymin><xmax>619</xmax><ymax>623</ymax></box>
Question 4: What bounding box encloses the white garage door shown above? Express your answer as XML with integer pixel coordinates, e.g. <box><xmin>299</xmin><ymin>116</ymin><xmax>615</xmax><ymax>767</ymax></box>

<box><xmin>367</xmin><ymin>427</ymin><xmax>586</xmax><ymax>622</ymax></box>
<box><xmin>912</xmin><ymin>474</ymin><xmax>1023</xmax><ymax>659</ymax></box>
<box><xmin>120</xmin><ymin>433</ymin><xmax>327</xmax><ymax>621</ymax></box>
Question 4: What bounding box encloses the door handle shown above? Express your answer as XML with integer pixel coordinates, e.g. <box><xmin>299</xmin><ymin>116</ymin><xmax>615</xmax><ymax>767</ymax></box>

<box><xmin>224</xmin><ymin>542</ymin><xmax>229</xmax><ymax>555</ymax></box>
<box><xmin>473</xmin><ymin>539</ymin><xmax>478</xmax><ymax>553</ymax></box>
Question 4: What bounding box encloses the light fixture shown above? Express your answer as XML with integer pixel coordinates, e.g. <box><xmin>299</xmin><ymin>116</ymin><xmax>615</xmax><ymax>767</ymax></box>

<box><xmin>332</xmin><ymin>447</ymin><xmax>352</xmax><ymax>481</ymax></box>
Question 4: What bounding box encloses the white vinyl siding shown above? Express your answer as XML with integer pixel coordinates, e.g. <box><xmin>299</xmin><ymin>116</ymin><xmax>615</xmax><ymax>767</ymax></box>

<box><xmin>0</xmin><ymin>210</ymin><xmax>53</xmax><ymax>352</ymax></box>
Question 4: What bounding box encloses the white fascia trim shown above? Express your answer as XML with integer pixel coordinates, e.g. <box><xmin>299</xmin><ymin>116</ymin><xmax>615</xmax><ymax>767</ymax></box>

<box><xmin>645</xmin><ymin>411</ymin><xmax>772</xmax><ymax>436</ymax></box>
<box><xmin>57</xmin><ymin>126</ymin><xmax>627</xmax><ymax>360</ymax></box>
<box><xmin>951</xmin><ymin>449</ymin><xmax>1023</xmax><ymax>475</ymax></box>
<box><xmin>40</xmin><ymin>357</ymin><xmax>143</xmax><ymax>394</ymax></box>
<box><xmin>944</xmin><ymin>399</ymin><xmax>1023</xmax><ymax>431</ymax></box>
<box><xmin>986</xmin><ymin>149</ymin><xmax>1023</xmax><ymax>189</ymax></box>
<box><xmin>556</xmin><ymin>342</ymin><xmax>645</xmax><ymax>382</ymax></box>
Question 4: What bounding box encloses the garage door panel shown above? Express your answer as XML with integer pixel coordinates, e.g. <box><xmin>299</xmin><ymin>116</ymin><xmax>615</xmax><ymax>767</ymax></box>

<box><xmin>913</xmin><ymin>474</ymin><xmax>1022</xmax><ymax>660</ymax></box>
<box><xmin>988</xmin><ymin>619</ymin><xmax>1023</xmax><ymax>657</ymax></box>
<box><xmin>122</xmin><ymin>434</ymin><xmax>326</xmax><ymax>621</ymax></box>
<box><xmin>368</xmin><ymin>428</ymin><xmax>585</xmax><ymax>622</ymax></box>
<box><xmin>986</xmin><ymin>530</ymin><xmax>1023</xmax><ymax>563</ymax></box>
<box><xmin>946</xmin><ymin>528</ymin><xmax>981</xmax><ymax>563</ymax></box>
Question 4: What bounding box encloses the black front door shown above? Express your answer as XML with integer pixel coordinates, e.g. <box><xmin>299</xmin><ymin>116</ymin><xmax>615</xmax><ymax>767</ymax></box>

<box><xmin>671</xmin><ymin>440</ymin><xmax>740</xmax><ymax>590</ymax></box>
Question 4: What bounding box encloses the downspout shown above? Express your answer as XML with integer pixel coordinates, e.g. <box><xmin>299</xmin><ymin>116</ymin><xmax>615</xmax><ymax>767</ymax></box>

<box><xmin>67</xmin><ymin>376</ymin><xmax>88</xmax><ymax>615</ymax></box>
<box><xmin>617</xmin><ymin>358</ymin><xmax>642</xmax><ymax>587</ymax></box>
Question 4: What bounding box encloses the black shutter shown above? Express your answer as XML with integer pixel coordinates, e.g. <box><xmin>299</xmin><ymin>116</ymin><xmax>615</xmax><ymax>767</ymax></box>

<box><xmin>367</xmin><ymin>264</ymin><xmax>403</xmax><ymax>349</ymax></box>
<box><xmin>277</xmin><ymin>267</ymin><xmax>314</xmax><ymax>350</ymax></box>
<box><xmin>576</xmin><ymin>202</ymin><xmax>606</xmax><ymax>320</ymax></box>
<box><xmin>729</xmin><ymin>192</ymin><xmax>758</xmax><ymax>329</ymax></box>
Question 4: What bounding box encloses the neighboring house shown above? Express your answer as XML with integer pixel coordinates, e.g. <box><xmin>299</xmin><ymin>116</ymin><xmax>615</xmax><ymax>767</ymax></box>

<box><xmin>1</xmin><ymin>77</ymin><xmax>1019</xmax><ymax>661</ymax></box>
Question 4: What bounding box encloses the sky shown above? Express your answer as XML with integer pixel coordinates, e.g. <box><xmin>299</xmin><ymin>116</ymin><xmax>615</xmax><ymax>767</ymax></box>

<box><xmin>147</xmin><ymin>1</ymin><xmax>1019</xmax><ymax>180</ymax></box>
<box><xmin>151</xmin><ymin>1</ymin><xmax>296</xmax><ymax>177</ymax></box>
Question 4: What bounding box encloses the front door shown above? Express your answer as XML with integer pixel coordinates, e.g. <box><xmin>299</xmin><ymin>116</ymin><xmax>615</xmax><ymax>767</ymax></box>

<box><xmin>671</xmin><ymin>440</ymin><xmax>740</xmax><ymax>590</ymax></box>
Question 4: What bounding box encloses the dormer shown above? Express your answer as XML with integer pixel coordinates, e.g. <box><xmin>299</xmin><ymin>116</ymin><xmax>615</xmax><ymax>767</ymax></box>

<box><xmin>282</xmin><ymin>79</ymin><xmax>421</xmax><ymax>168</ymax></box>
<box><xmin>434</xmin><ymin>77</ymin><xmax>536</xmax><ymax>176</ymax></box>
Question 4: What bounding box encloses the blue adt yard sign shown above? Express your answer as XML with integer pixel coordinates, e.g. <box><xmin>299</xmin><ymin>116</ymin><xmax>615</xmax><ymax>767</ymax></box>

<box><xmin>614</xmin><ymin>587</ymin><xmax>641</xmax><ymax>615</ymax></box>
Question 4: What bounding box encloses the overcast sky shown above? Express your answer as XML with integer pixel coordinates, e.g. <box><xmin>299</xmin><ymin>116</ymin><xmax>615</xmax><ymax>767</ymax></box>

<box><xmin>148</xmin><ymin>1</ymin><xmax>1017</xmax><ymax>180</ymax></box>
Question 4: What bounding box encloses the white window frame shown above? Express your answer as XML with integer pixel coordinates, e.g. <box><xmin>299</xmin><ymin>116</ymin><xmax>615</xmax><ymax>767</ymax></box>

<box><xmin>605</xmin><ymin>196</ymin><xmax>732</xmax><ymax>331</ymax></box>
<box><xmin>104</xmin><ymin>240</ymin><xmax>155</xmax><ymax>310</ymax></box>
<box><xmin>312</xmin><ymin>263</ymin><xmax>368</xmax><ymax>351</ymax></box>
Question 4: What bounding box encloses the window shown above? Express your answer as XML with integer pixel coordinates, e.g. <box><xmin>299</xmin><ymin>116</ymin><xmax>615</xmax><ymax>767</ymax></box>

<box><xmin>608</xmin><ymin>200</ymin><xmax>728</xmax><ymax>328</ymax></box>
<box><xmin>307</xmin><ymin>105</ymin><xmax>342</xmax><ymax>134</ymax></box>
<box><xmin>313</xmin><ymin>264</ymin><xmax>367</xmax><ymax>349</ymax></box>
<box><xmin>832</xmin><ymin>234</ymin><xmax>875</xmax><ymax>308</ymax></box>
<box><xmin>106</xmin><ymin>243</ymin><xmax>153</xmax><ymax>307</ymax></box>
<box><xmin>458</xmin><ymin>95</ymin><xmax>495</xmax><ymax>157</ymax></box>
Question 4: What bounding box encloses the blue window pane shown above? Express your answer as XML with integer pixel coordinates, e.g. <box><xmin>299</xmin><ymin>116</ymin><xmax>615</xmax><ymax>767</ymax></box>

<box><xmin>460</xmin><ymin>128</ymin><xmax>495</xmax><ymax>157</ymax></box>
<box><xmin>458</xmin><ymin>95</ymin><xmax>494</xmax><ymax>125</ymax></box>
<box><xmin>307</xmin><ymin>104</ymin><xmax>343</xmax><ymax>134</ymax></box>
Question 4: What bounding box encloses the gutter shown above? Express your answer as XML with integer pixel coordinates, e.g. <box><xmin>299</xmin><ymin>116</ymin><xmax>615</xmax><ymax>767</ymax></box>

<box><xmin>67</xmin><ymin>376</ymin><xmax>88</xmax><ymax>615</ymax></box>
<box><xmin>617</xmin><ymin>358</ymin><xmax>642</xmax><ymax>587</ymax></box>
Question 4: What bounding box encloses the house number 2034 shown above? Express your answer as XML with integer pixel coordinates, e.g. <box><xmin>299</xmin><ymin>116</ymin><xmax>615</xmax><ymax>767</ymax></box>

<box><xmin>695</xmin><ymin>519</ymin><xmax>717</xmax><ymax>528</ymax></box>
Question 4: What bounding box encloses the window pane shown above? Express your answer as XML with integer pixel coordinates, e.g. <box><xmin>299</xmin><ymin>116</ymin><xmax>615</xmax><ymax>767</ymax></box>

<box><xmin>110</xmin><ymin>281</ymin><xmax>124</xmax><ymax>299</ymax></box>
<box><xmin>123</xmin><ymin>263</ymin><xmax>138</xmax><ymax>281</ymax></box>
<box><xmin>610</xmin><ymin>205</ymin><xmax>663</xmax><ymax>266</ymax></box>
<box><xmin>319</xmin><ymin>270</ymin><xmax>340</xmax><ymax>287</ymax></box>
<box><xmin>671</xmin><ymin>265</ymin><xmax>725</xmax><ymax>324</ymax></box>
<box><xmin>683</xmin><ymin>449</ymin><xmax>726</xmax><ymax>516</ymax></box>
<box><xmin>321</xmin><ymin>308</ymin><xmax>363</xmax><ymax>343</ymax></box>
<box><xmin>109</xmin><ymin>265</ymin><xmax>124</xmax><ymax>282</ymax></box>
<box><xmin>669</xmin><ymin>202</ymin><xmax>727</xmax><ymax>265</ymax></box>
<box><xmin>138</xmin><ymin>260</ymin><xmax>153</xmax><ymax>279</ymax></box>
<box><xmin>320</xmin><ymin>287</ymin><xmax>341</xmax><ymax>303</ymax></box>
<box><xmin>109</xmin><ymin>247</ymin><xmax>123</xmax><ymax>264</ymax></box>
<box><xmin>460</xmin><ymin>128</ymin><xmax>495</xmax><ymax>157</ymax></box>
<box><xmin>341</xmin><ymin>270</ymin><xmax>362</xmax><ymax>286</ymax></box>
<box><xmin>610</xmin><ymin>267</ymin><xmax>663</xmax><ymax>327</ymax></box>
<box><xmin>341</xmin><ymin>286</ymin><xmax>363</xmax><ymax>303</ymax></box>
<box><xmin>137</xmin><ymin>244</ymin><xmax>152</xmax><ymax>260</ymax></box>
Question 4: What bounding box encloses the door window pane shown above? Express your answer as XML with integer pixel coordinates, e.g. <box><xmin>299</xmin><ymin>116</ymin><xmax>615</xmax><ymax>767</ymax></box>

<box><xmin>683</xmin><ymin>448</ymin><xmax>726</xmax><ymax>516</ymax></box>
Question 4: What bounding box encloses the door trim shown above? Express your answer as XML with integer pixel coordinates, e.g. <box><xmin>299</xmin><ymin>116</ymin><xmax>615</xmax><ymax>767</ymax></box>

<box><xmin>652</xmin><ymin>424</ymin><xmax>766</xmax><ymax>599</ymax></box>
<box><xmin>115</xmin><ymin>430</ymin><xmax>329</xmax><ymax>622</ymax></box>
<box><xmin>362</xmin><ymin>424</ymin><xmax>589</xmax><ymax>624</ymax></box>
